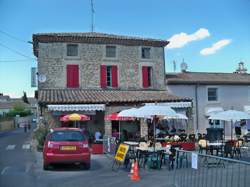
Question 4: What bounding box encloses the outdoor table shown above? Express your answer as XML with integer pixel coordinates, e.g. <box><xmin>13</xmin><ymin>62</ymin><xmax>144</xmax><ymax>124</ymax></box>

<box><xmin>124</xmin><ymin>141</ymin><xmax>139</xmax><ymax>146</ymax></box>
<box><xmin>207</xmin><ymin>142</ymin><xmax>224</xmax><ymax>156</ymax></box>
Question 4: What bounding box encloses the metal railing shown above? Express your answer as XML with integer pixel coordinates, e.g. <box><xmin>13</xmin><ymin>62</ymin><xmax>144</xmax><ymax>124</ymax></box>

<box><xmin>169</xmin><ymin>149</ymin><xmax>250</xmax><ymax>187</ymax></box>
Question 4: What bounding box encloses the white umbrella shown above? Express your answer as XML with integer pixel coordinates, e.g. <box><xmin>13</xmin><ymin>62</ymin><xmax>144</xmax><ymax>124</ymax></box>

<box><xmin>209</xmin><ymin>110</ymin><xmax>250</xmax><ymax>139</ymax></box>
<box><xmin>134</xmin><ymin>105</ymin><xmax>177</xmax><ymax>118</ymax></box>
<box><xmin>118</xmin><ymin>108</ymin><xmax>140</xmax><ymax>117</ymax></box>
<box><xmin>163</xmin><ymin>113</ymin><xmax>188</xmax><ymax>120</ymax></box>
<box><xmin>119</xmin><ymin>105</ymin><xmax>177</xmax><ymax>150</ymax></box>
<box><xmin>208</xmin><ymin>110</ymin><xmax>250</xmax><ymax>121</ymax></box>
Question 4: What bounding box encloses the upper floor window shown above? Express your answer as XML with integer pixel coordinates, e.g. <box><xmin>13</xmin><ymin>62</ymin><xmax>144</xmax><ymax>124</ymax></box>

<box><xmin>67</xmin><ymin>44</ymin><xmax>78</xmax><ymax>57</ymax></box>
<box><xmin>142</xmin><ymin>66</ymin><xmax>152</xmax><ymax>88</ymax></box>
<box><xmin>141</xmin><ymin>47</ymin><xmax>151</xmax><ymax>59</ymax></box>
<box><xmin>66</xmin><ymin>64</ymin><xmax>79</xmax><ymax>88</ymax></box>
<box><xmin>100</xmin><ymin>65</ymin><xmax>118</xmax><ymax>88</ymax></box>
<box><xmin>207</xmin><ymin>88</ymin><xmax>218</xmax><ymax>101</ymax></box>
<box><xmin>106</xmin><ymin>46</ymin><xmax>116</xmax><ymax>58</ymax></box>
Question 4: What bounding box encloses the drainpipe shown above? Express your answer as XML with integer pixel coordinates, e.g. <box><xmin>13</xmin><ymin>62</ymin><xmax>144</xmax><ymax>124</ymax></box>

<box><xmin>195</xmin><ymin>84</ymin><xmax>199</xmax><ymax>134</ymax></box>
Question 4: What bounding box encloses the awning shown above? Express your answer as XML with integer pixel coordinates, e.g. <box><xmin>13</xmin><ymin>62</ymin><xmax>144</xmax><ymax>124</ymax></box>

<box><xmin>47</xmin><ymin>104</ymin><xmax>105</xmax><ymax>111</ymax></box>
<box><xmin>145</xmin><ymin>102</ymin><xmax>192</xmax><ymax>108</ymax></box>
<box><xmin>244</xmin><ymin>106</ymin><xmax>250</xmax><ymax>113</ymax></box>
<box><xmin>205</xmin><ymin>107</ymin><xmax>224</xmax><ymax>116</ymax></box>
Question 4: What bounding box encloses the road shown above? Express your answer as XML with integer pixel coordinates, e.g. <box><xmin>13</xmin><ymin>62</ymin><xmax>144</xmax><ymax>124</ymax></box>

<box><xmin>1</xmin><ymin>127</ymin><xmax>250</xmax><ymax>187</ymax></box>
<box><xmin>0</xmin><ymin>127</ymin><xmax>175</xmax><ymax>187</ymax></box>
<box><xmin>0</xmin><ymin>127</ymin><xmax>37</xmax><ymax>187</ymax></box>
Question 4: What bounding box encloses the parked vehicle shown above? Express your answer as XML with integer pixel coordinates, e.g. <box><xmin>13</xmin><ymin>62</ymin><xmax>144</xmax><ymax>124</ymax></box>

<box><xmin>43</xmin><ymin>128</ymin><xmax>91</xmax><ymax>170</ymax></box>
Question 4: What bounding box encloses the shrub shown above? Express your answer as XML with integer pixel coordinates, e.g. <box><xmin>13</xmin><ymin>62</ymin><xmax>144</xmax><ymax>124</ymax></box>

<box><xmin>32</xmin><ymin>124</ymin><xmax>49</xmax><ymax>151</ymax></box>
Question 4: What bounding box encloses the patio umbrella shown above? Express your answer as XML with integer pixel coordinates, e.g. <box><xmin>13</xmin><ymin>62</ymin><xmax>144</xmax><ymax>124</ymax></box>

<box><xmin>60</xmin><ymin>113</ymin><xmax>90</xmax><ymax>127</ymax></box>
<box><xmin>208</xmin><ymin>110</ymin><xmax>250</xmax><ymax>139</ymax></box>
<box><xmin>105</xmin><ymin>113</ymin><xmax>135</xmax><ymax>121</ymax></box>
<box><xmin>119</xmin><ymin>105</ymin><xmax>177</xmax><ymax>149</ymax></box>
<box><xmin>105</xmin><ymin>113</ymin><xmax>135</xmax><ymax>139</ymax></box>
<box><xmin>163</xmin><ymin>113</ymin><xmax>188</xmax><ymax>120</ymax></box>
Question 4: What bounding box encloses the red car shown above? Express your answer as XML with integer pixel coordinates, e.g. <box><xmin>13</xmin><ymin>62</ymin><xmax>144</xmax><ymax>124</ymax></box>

<box><xmin>43</xmin><ymin>128</ymin><xmax>91</xmax><ymax>170</ymax></box>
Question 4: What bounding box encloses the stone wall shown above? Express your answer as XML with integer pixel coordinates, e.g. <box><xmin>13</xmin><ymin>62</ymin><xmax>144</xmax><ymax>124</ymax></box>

<box><xmin>38</xmin><ymin>43</ymin><xmax>165</xmax><ymax>90</ymax></box>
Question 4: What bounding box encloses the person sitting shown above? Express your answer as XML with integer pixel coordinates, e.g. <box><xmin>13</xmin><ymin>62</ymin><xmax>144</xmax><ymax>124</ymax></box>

<box><xmin>170</xmin><ymin>126</ymin><xmax>177</xmax><ymax>135</ymax></box>
<box><xmin>95</xmin><ymin>129</ymin><xmax>102</xmax><ymax>141</ymax></box>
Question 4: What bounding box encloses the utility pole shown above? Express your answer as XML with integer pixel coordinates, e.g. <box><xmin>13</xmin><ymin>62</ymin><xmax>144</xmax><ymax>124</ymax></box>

<box><xmin>90</xmin><ymin>0</ymin><xmax>95</xmax><ymax>32</ymax></box>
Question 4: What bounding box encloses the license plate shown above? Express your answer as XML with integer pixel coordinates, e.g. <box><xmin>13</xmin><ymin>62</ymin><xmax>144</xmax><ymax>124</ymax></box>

<box><xmin>61</xmin><ymin>146</ymin><xmax>76</xmax><ymax>151</ymax></box>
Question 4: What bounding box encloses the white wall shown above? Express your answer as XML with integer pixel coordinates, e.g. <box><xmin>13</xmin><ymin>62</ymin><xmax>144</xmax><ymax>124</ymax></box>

<box><xmin>167</xmin><ymin>84</ymin><xmax>250</xmax><ymax>136</ymax></box>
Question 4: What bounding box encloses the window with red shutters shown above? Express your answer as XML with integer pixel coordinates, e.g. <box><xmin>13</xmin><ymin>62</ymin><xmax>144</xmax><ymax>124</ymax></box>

<box><xmin>100</xmin><ymin>65</ymin><xmax>107</xmax><ymax>88</ymax></box>
<box><xmin>100</xmin><ymin>65</ymin><xmax>118</xmax><ymax>88</ymax></box>
<box><xmin>67</xmin><ymin>65</ymin><xmax>79</xmax><ymax>88</ymax></box>
<box><xmin>111</xmin><ymin>65</ymin><xmax>118</xmax><ymax>88</ymax></box>
<box><xmin>142</xmin><ymin>66</ymin><xmax>152</xmax><ymax>88</ymax></box>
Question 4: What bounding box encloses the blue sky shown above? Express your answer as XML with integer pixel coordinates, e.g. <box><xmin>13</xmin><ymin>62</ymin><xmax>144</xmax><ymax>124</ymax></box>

<box><xmin>0</xmin><ymin>0</ymin><xmax>250</xmax><ymax>97</ymax></box>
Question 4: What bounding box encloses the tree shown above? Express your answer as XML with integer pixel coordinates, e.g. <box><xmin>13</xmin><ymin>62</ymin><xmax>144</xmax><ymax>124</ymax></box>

<box><xmin>22</xmin><ymin>91</ymin><xmax>29</xmax><ymax>104</ymax></box>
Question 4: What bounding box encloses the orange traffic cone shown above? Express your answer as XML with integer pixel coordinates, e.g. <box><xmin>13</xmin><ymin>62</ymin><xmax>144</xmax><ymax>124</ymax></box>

<box><xmin>129</xmin><ymin>160</ymin><xmax>135</xmax><ymax>176</ymax></box>
<box><xmin>131</xmin><ymin>160</ymin><xmax>140</xmax><ymax>181</ymax></box>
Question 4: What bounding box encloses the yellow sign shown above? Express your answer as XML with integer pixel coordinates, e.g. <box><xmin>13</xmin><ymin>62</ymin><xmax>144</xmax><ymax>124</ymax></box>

<box><xmin>114</xmin><ymin>144</ymin><xmax>129</xmax><ymax>162</ymax></box>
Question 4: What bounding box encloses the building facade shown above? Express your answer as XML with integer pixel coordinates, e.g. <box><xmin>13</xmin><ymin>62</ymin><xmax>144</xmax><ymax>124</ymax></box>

<box><xmin>166</xmin><ymin>69</ymin><xmax>250</xmax><ymax>137</ymax></box>
<box><xmin>33</xmin><ymin>32</ymin><xmax>191</xmax><ymax>138</ymax></box>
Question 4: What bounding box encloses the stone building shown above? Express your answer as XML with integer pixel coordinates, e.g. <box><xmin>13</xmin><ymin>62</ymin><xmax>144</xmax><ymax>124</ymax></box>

<box><xmin>32</xmin><ymin>32</ymin><xmax>191</xmax><ymax>138</ymax></box>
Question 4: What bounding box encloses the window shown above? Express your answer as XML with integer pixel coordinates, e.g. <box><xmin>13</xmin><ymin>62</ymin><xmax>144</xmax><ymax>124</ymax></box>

<box><xmin>67</xmin><ymin>44</ymin><xmax>78</xmax><ymax>56</ymax></box>
<box><xmin>106</xmin><ymin>46</ymin><xmax>116</xmax><ymax>58</ymax></box>
<box><xmin>106</xmin><ymin>66</ymin><xmax>112</xmax><ymax>87</ymax></box>
<box><xmin>100</xmin><ymin>65</ymin><xmax>118</xmax><ymax>88</ymax></box>
<box><xmin>50</xmin><ymin>131</ymin><xmax>85</xmax><ymax>141</ymax></box>
<box><xmin>142</xmin><ymin>66</ymin><xmax>152</xmax><ymax>88</ymax></box>
<box><xmin>67</xmin><ymin>64</ymin><xmax>79</xmax><ymax>88</ymax></box>
<box><xmin>207</xmin><ymin>88</ymin><xmax>218</xmax><ymax>101</ymax></box>
<box><xmin>141</xmin><ymin>47</ymin><xmax>150</xmax><ymax>59</ymax></box>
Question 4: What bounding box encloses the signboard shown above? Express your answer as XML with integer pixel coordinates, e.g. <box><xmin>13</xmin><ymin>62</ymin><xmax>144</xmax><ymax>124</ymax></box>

<box><xmin>114</xmin><ymin>143</ymin><xmax>129</xmax><ymax>163</ymax></box>
<box><xmin>31</xmin><ymin>67</ymin><xmax>37</xmax><ymax>87</ymax></box>
<box><xmin>191</xmin><ymin>153</ymin><xmax>198</xmax><ymax>169</ymax></box>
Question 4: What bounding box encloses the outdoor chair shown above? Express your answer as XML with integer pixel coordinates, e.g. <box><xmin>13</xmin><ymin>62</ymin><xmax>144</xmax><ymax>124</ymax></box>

<box><xmin>179</xmin><ymin>133</ymin><xmax>188</xmax><ymax>142</ymax></box>
<box><xmin>198</xmin><ymin>133</ymin><xmax>202</xmax><ymax>140</ymax></box>
<box><xmin>224</xmin><ymin>141</ymin><xmax>234</xmax><ymax>158</ymax></box>
<box><xmin>198</xmin><ymin>139</ymin><xmax>208</xmax><ymax>154</ymax></box>
<box><xmin>188</xmin><ymin>134</ymin><xmax>196</xmax><ymax>142</ymax></box>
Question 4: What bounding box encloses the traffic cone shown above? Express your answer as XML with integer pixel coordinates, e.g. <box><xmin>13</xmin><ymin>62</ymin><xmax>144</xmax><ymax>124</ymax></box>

<box><xmin>129</xmin><ymin>160</ymin><xmax>135</xmax><ymax>176</ymax></box>
<box><xmin>131</xmin><ymin>160</ymin><xmax>140</xmax><ymax>181</ymax></box>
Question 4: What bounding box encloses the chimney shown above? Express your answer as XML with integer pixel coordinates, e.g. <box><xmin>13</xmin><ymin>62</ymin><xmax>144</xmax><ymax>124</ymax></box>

<box><xmin>234</xmin><ymin>62</ymin><xmax>247</xmax><ymax>74</ymax></box>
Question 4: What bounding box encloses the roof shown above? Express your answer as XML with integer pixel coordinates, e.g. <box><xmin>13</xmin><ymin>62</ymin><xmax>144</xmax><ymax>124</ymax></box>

<box><xmin>166</xmin><ymin>72</ymin><xmax>250</xmax><ymax>85</ymax></box>
<box><xmin>38</xmin><ymin>89</ymin><xmax>191</xmax><ymax>105</ymax></box>
<box><xmin>32</xmin><ymin>32</ymin><xmax>169</xmax><ymax>57</ymax></box>
<box><xmin>0</xmin><ymin>102</ymin><xmax>13</xmax><ymax>109</ymax></box>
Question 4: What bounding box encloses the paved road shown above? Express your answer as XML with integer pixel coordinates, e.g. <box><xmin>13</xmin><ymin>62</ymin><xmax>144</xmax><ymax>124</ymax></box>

<box><xmin>0</xmin><ymin>127</ymin><xmax>37</xmax><ymax>187</ymax></box>
<box><xmin>1</xmin><ymin>127</ymin><xmax>250</xmax><ymax>187</ymax></box>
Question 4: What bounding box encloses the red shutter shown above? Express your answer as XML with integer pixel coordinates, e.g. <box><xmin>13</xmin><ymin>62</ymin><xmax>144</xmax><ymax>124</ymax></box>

<box><xmin>112</xmin><ymin>65</ymin><xmax>118</xmax><ymax>88</ymax></box>
<box><xmin>100</xmin><ymin>65</ymin><xmax>107</xmax><ymax>88</ymax></box>
<box><xmin>142</xmin><ymin>66</ymin><xmax>149</xmax><ymax>88</ymax></box>
<box><xmin>67</xmin><ymin>65</ymin><xmax>79</xmax><ymax>88</ymax></box>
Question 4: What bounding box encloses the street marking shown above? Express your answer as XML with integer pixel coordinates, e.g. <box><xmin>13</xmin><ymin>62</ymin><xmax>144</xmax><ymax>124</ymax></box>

<box><xmin>1</xmin><ymin>166</ymin><xmax>10</xmax><ymax>175</ymax></box>
<box><xmin>6</xmin><ymin>145</ymin><xmax>16</xmax><ymax>150</ymax></box>
<box><xmin>22</xmin><ymin>144</ymin><xmax>31</xmax><ymax>150</ymax></box>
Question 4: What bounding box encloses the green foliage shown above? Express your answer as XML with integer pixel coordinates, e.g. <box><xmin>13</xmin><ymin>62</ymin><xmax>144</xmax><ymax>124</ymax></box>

<box><xmin>32</xmin><ymin>124</ymin><xmax>49</xmax><ymax>151</ymax></box>
<box><xmin>7</xmin><ymin>103</ymin><xmax>31</xmax><ymax>117</ymax></box>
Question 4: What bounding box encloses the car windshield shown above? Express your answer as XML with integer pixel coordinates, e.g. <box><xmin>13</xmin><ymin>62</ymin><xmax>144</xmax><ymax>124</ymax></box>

<box><xmin>50</xmin><ymin>131</ymin><xmax>85</xmax><ymax>141</ymax></box>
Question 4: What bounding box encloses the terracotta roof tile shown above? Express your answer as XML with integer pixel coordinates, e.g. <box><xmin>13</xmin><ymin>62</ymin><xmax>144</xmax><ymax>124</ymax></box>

<box><xmin>38</xmin><ymin>89</ymin><xmax>191</xmax><ymax>105</ymax></box>
<box><xmin>166</xmin><ymin>72</ymin><xmax>250</xmax><ymax>85</ymax></box>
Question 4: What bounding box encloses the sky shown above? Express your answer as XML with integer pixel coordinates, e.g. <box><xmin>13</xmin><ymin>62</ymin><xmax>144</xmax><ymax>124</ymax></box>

<box><xmin>0</xmin><ymin>0</ymin><xmax>250</xmax><ymax>98</ymax></box>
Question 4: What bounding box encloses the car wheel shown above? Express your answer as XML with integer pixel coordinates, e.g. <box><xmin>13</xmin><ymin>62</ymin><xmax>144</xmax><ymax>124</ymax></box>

<box><xmin>84</xmin><ymin>163</ymin><xmax>91</xmax><ymax>170</ymax></box>
<box><xmin>43</xmin><ymin>163</ymin><xmax>50</xmax><ymax>170</ymax></box>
